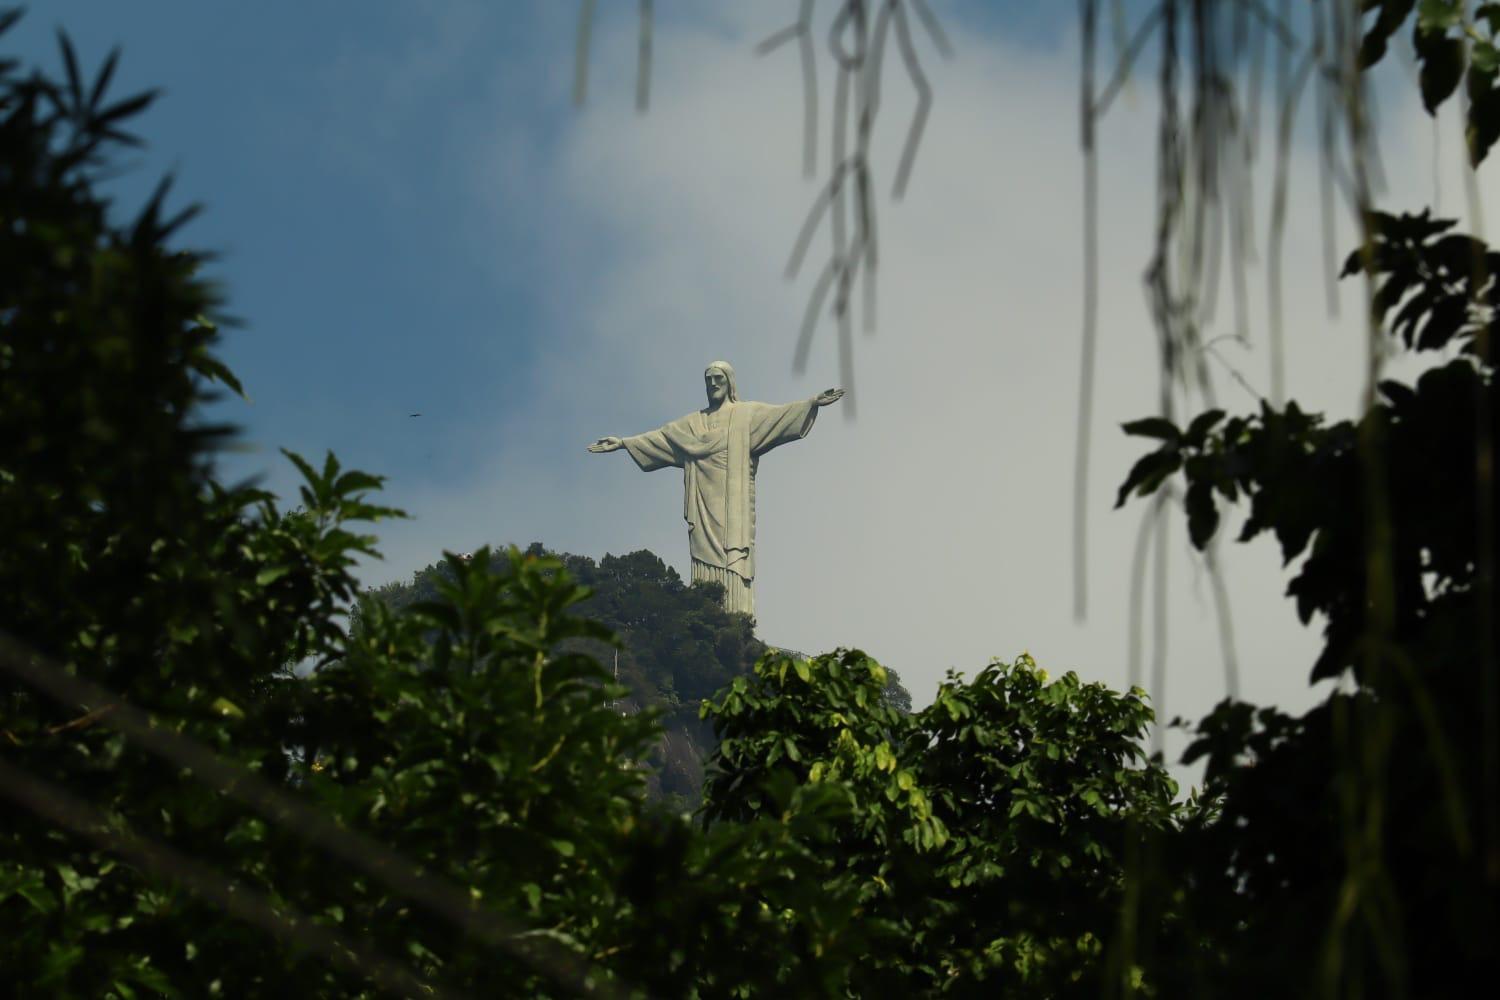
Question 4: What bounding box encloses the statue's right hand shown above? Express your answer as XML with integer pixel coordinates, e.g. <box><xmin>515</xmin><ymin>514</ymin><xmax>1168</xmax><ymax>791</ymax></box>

<box><xmin>587</xmin><ymin>436</ymin><xmax>624</xmax><ymax>453</ymax></box>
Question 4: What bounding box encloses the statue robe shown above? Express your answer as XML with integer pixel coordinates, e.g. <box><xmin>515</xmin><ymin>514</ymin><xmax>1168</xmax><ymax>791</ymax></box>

<box><xmin>621</xmin><ymin>398</ymin><xmax>819</xmax><ymax>616</ymax></box>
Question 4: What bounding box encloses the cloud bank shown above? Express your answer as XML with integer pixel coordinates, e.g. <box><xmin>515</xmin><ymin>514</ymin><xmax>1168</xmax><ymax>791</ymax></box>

<box><xmin>361</xmin><ymin>5</ymin><xmax>1494</xmax><ymax>765</ymax></box>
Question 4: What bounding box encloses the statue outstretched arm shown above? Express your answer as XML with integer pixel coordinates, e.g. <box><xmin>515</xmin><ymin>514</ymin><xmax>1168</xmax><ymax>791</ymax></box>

<box><xmin>748</xmin><ymin>388</ymin><xmax>841</xmax><ymax>456</ymax></box>
<box><xmin>594</xmin><ymin>423</ymin><xmax>684</xmax><ymax>471</ymax></box>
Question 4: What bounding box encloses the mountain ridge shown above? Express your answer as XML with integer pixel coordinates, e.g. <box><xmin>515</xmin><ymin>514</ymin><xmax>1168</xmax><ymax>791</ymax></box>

<box><xmin>362</xmin><ymin>543</ymin><xmax>912</xmax><ymax>801</ymax></box>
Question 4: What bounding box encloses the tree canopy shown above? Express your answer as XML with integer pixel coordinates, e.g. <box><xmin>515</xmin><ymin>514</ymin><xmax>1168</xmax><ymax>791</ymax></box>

<box><xmin>365</xmin><ymin>545</ymin><xmax>914</xmax><ymax>803</ymax></box>
<box><xmin>1105</xmin><ymin>2</ymin><xmax>1500</xmax><ymax>992</ymax></box>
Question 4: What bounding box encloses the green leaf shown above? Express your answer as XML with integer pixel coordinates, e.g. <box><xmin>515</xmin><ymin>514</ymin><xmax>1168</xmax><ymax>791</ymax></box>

<box><xmin>119</xmin><ymin>959</ymin><xmax>176</xmax><ymax>998</ymax></box>
<box><xmin>189</xmin><ymin>355</ymin><xmax>246</xmax><ymax>398</ymax></box>
<box><xmin>255</xmin><ymin>565</ymin><xmax>291</xmax><ymax>586</ymax></box>
<box><xmin>280</xmin><ymin>448</ymin><xmax>317</xmax><ymax>484</ymax></box>
<box><xmin>521</xmin><ymin>882</ymin><xmax>542</xmax><ymax>911</ymax></box>
<box><xmin>18</xmin><ymin>881</ymin><xmax>57</xmax><ymax>914</ymax></box>
<box><xmin>333</xmin><ymin>470</ymin><xmax>384</xmax><ymax>497</ymax></box>
<box><xmin>209</xmin><ymin>697</ymin><xmax>244</xmax><ymax>719</ymax></box>
<box><xmin>1472</xmin><ymin>40</ymin><xmax>1500</xmax><ymax>74</ymax></box>
<box><xmin>1418</xmin><ymin>0</ymin><xmax>1462</xmax><ymax>32</ymax></box>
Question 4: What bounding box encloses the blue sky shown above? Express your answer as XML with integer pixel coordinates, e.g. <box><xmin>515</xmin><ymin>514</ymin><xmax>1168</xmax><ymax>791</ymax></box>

<box><xmin>9</xmin><ymin>3</ymin><xmax>581</xmax><ymax>491</ymax></box>
<box><xmin>9</xmin><ymin>3</ymin><xmax>1488</xmax><ymax>751</ymax></box>
<box><xmin>7</xmin><ymin>0</ymin><xmax>1079</xmax><ymax>494</ymax></box>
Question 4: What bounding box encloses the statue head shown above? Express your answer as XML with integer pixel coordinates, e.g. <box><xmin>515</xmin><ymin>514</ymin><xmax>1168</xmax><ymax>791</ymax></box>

<box><xmin>704</xmin><ymin>361</ymin><xmax>738</xmax><ymax>407</ymax></box>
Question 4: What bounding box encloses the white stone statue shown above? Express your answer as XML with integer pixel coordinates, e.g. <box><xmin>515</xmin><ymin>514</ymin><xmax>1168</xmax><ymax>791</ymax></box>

<box><xmin>588</xmin><ymin>361</ymin><xmax>844</xmax><ymax>616</ymax></box>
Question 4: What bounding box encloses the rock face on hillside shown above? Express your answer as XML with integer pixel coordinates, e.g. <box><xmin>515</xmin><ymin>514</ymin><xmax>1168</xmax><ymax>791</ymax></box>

<box><xmin>363</xmin><ymin>544</ymin><xmax>910</xmax><ymax>803</ymax></box>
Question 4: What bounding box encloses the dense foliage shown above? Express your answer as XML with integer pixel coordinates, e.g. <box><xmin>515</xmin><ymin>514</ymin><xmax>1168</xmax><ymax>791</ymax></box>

<box><xmin>1109</xmin><ymin>4</ymin><xmax>1500</xmax><ymax>992</ymax></box>
<box><xmin>0</xmin><ymin>25</ymin><xmax>1184</xmax><ymax>997</ymax></box>
<box><xmin>367</xmin><ymin>546</ymin><xmax>912</xmax><ymax>801</ymax></box>
<box><xmin>0</xmin><ymin>15</ymin><xmax>401</xmax><ymax>994</ymax></box>
<box><xmin>1117</xmin><ymin>279</ymin><xmax>1499</xmax><ymax>993</ymax></box>
<box><xmin>704</xmin><ymin>650</ymin><xmax>1182</xmax><ymax>995</ymax></box>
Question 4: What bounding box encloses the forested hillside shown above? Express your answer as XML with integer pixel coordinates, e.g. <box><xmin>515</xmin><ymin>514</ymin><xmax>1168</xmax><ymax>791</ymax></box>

<box><xmin>365</xmin><ymin>545</ymin><xmax>913</xmax><ymax>801</ymax></box>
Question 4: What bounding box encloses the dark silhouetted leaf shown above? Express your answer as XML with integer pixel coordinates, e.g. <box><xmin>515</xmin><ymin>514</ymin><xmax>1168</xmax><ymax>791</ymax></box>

<box><xmin>1115</xmin><ymin>448</ymin><xmax>1182</xmax><ymax>507</ymax></box>
<box><xmin>1185</xmin><ymin>478</ymin><xmax>1219</xmax><ymax>550</ymax></box>
<box><xmin>1185</xmin><ymin>409</ymin><xmax>1226</xmax><ymax>446</ymax></box>
<box><xmin>88</xmin><ymin>47</ymin><xmax>119</xmax><ymax>113</ymax></box>
<box><xmin>1121</xmin><ymin>416</ymin><xmax>1181</xmax><ymax>442</ymax></box>
<box><xmin>56</xmin><ymin>29</ymin><xmax>81</xmax><ymax>112</ymax></box>
<box><xmin>1416</xmin><ymin>33</ymin><xmax>1465</xmax><ymax>113</ymax></box>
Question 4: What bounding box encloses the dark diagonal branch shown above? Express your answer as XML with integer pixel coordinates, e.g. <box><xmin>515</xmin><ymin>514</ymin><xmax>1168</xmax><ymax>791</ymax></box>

<box><xmin>0</xmin><ymin>759</ymin><xmax>463</xmax><ymax>1000</ymax></box>
<box><xmin>0</xmin><ymin>631</ymin><xmax>630</xmax><ymax>1000</ymax></box>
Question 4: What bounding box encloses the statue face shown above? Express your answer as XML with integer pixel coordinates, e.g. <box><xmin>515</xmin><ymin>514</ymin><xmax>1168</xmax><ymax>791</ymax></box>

<box><xmin>704</xmin><ymin>369</ymin><xmax>730</xmax><ymax>406</ymax></box>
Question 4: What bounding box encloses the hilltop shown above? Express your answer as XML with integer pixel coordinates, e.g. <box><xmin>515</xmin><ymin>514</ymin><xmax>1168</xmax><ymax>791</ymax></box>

<box><xmin>362</xmin><ymin>543</ymin><xmax>912</xmax><ymax>803</ymax></box>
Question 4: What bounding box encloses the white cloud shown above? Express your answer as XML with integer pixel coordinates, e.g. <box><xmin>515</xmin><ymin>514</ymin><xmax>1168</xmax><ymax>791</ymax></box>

<box><xmin>366</xmin><ymin>5</ymin><xmax>1497</xmax><ymax>771</ymax></box>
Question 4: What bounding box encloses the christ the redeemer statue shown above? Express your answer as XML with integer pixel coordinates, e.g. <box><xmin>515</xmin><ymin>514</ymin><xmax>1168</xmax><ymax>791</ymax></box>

<box><xmin>588</xmin><ymin>361</ymin><xmax>844</xmax><ymax>616</ymax></box>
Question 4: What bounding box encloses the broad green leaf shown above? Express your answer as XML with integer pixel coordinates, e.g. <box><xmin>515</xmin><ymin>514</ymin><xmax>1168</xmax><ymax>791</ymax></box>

<box><xmin>209</xmin><ymin>696</ymin><xmax>243</xmax><ymax>718</ymax></box>
<box><xmin>255</xmin><ymin>565</ymin><xmax>290</xmax><ymax>586</ymax></box>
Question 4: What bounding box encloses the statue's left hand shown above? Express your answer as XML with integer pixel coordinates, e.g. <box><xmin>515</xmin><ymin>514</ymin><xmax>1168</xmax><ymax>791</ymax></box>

<box><xmin>814</xmin><ymin>388</ymin><xmax>845</xmax><ymax>407</ymax></box>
